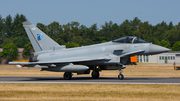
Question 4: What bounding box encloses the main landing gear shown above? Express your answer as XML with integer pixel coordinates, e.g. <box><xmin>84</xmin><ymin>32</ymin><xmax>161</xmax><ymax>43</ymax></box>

<box><xmin>91</xmin><ymin>70</ymin><xmax>99</xmax><ymax>79</ymax></box>
<box><xmin>91</xmin><ymin>65</ymin><xmax>100</xmax><ymax>79</ymax></box>
<box><xmin>63</xmin><ymin>72</ymin><xmax>72</xmax><ymax>80</ymax></box>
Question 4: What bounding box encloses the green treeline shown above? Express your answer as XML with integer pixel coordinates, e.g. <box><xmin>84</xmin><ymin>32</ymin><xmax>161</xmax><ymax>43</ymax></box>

<box><xmin>0</xmin><ymin>14</ymin><xmax>28</xmax><ymax>48</ymax></box>
<box><xmin>0</xmin><ymin>14</ymin><xmax>180</xmax><ymax>58</ymax></box>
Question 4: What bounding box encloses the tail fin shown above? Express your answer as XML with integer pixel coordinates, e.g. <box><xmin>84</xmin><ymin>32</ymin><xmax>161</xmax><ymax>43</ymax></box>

<box><xmin>23</xmin><ymin>21</ymin><xmax>61</xmax><ymax>52</ymax></box>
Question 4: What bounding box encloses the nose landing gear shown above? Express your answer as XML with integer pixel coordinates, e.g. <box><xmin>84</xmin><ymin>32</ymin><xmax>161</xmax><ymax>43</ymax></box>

<box><xmin>118</xmin><ymin>73</ymin><xmax>124</xmax><ymax>80</ymax></box>
<box><xmin>118</xmin><ymin>65</ymin><xmax>125</xmax><ymax>80</ymax></box>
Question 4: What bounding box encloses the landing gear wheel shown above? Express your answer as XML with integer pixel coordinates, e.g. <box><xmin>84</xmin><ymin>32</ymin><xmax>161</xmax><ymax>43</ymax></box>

<box><xmin>118</xmin><ymin>74</ymin><xmax>124</xmax><ymax>80</ymax></box>
<box><xmin>63</xmin><ymin>72</ymin><xmax>72</xmax><ymax>80</ymax></box>
<box><xmin>91</xmin><ymin>71</ymin><xmax>99</xmax><ymax>79</ymax></box>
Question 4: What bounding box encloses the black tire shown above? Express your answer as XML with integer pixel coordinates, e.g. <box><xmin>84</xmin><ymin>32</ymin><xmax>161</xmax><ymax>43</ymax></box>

<box><xmin>91</xmin><ymin>71</ymin><xmax>99</xmax><ymax>79</ymax></box>
<box><xmin>118</xmin><ymin>74</ymin><xmax>124</xmax><ymax>80</ymax></box>
<box><xmin>63</xmin><ymin>72</ymin><xmax>72</xmax><ymax>80</ymax></box>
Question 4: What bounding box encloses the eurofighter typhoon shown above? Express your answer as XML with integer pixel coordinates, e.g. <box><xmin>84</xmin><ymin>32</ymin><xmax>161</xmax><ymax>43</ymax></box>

<box><xmin>9</xmin><ymin>21</ymin><xmax>170</xmax><ymax>80</ymax></box>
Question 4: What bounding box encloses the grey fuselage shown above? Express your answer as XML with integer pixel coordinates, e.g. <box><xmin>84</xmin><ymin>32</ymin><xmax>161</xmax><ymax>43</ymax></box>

<box><xmin>35</xmin><ymin>41</ymin><xmax>168</xmax><ymax>70</ymax></box>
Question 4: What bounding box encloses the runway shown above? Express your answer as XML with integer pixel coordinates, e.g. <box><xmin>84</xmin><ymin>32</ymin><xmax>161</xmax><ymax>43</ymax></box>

<box><xmin>0</xmin><ymin>76</ymin><xmax>180</xmax><ymax>84</ymax></box>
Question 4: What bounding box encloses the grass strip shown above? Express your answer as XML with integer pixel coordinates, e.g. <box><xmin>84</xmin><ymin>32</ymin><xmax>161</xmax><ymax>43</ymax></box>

<box><xmin>0</xmin><ymin>83</ymin><xmax>180</xmax><ymax>101</ymax></box>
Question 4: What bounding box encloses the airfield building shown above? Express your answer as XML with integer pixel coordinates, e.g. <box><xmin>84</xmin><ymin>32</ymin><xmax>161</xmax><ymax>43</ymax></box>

<box><xmin>137</xmin><ymin>51</ymin><xmax>180</xmax><ymax>64</ymax></box>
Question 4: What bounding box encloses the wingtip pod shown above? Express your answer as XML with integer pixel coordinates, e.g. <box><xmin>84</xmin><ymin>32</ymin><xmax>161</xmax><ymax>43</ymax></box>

<box><xmin>23</xmin><ymin>21</ymin><xmax>33</xmax><ymax>25</ymax></box>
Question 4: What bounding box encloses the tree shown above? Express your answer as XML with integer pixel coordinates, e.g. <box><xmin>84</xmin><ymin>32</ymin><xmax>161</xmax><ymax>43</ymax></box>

<box><xmin>63</xmin><ymin>23</ymin><xmax>71</xmax><ymax>42</ymax></box>
<box><xmin>172</xmin><ymin>41</ymin><xmax>180</xmax><ymax>51</ymax></box>
<box><xmin>119</xmin><ymin>19</ymin><xmax>131</xmax><ymax>36</ymax></box>
<box><xmin>47</xmin><ymin>21</ymin><xmax>60</xmax><ymax>38</ymax></box>
<box><xmin>130</xmin><ymin>17</ymin><xmax>141</xmax><ymax>31</ymax></box>
<box><xmin>175</xmin><ymin>22</ymin><xmax>180</xmax><ymax>30</ymax></box>
<box><xmin>153</xmin><ymin>21</ymin><xmax>168</xmax><ymax>41</ymax></box>
<box><xmin>165</xmin><ymin>29</ymin><xmax>180</xmax><ymax>47</ymax></box>
<box><xmin>22</xmin><ymin>42</ymin><xmax>33</xmax><ymax>59</ymax></box>
<box><xmin>1</xmin><ymin>43</ymin><xmax>18</xmax><ymax>59</ymax></box>
<box><xmin>156</xmin><ymin>40</ymin><xmax>170</xmax><ymax>48</ymax></box>
<box><xmin>100</xmin><ymin>21</ymin><xmax>113</xmax><ymax>41</ymax></box>
<box><xmin>12</xmin><ymin>13</ymin><xmax>27</xmax><ymax>37</ymax></box>
<box><xmin>19</xmin><ymin>14</ymin><xmax>27</xmax><ymax>22</ymax></box>
<box><xmin>111</xmin><ymin>23</ymin><xmax>120</xmax><ymax>40</ymax></box>
<box><xmin>0</xmin><ymin>15</ymin><xmax>5</xmax><ymax>38</ymax></box>
<box><xmin>37</xmin><ymin>23</ymin><xmax>47</xmax><ymax>33</ymax></box>
<box><xmin>65</xmin><ymin>42</ymin><xmax>79</xmax><ymax>48</ymax></box>
<box><xmin>13</xmin><ymin>37</ymin><xmax>29</xmax><ymax>48</ymax></box>
<box><xmin>101</xmin><ymin>40</ymin><xmax>107</xmax><ymax>43</ymax></box>
<box><xmin>4</xmin><ymin>15</ymin><xmax>13</xmax><ymax>37</ymax></box>
<box><xmin>168</xmin><ymin>21</ymin><xmax>174</xmax><ymax>30</ymax></box>
<box><xmin>0</xmin><ymin>37</ymin><xmax>14</xmax><ymax>48</ymax></box>
<box><xmin>71</xmin><ymin>36</ymin><xmax>83</xmax><ymax>46</ymax></box>
<box><xmin>70</xmin><ymin>21</ymin><xmax>80</xmax><ymax>36</ymax></box>
<box><xmin>0</xmin><ymin>38</ymin><xmax>2</xmax><ymax>44</ymax></box>
<box><xmin>88</xmin><ymin>23</ymin><xmax>98</xmax><ymax>42</ymax></box>
<box><xmin>2</xmin><ymin>14</ymin><xmax>180</xmax><ymax>50</ymax></box>
<box><xmin>138</xmin><ymin>21</ymin><xmax>152</xmax><ymax>40</ymax></box>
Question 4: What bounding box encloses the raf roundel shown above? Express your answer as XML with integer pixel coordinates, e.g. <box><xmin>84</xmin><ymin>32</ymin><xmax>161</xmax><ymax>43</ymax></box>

<box><xmin>102</xmin><ymin>47</ymin><xmax>105</xmax><ymax>51</ymax></box>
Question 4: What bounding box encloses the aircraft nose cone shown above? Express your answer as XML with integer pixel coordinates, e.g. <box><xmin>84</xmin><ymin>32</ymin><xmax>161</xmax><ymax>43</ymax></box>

<box><xmin>149</xmin><ymin>44</ymin><xmax>171</xmax><ymax>55</ymax></box>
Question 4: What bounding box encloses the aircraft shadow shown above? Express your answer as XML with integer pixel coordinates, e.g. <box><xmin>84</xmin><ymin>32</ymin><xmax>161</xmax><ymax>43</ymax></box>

<box><xmin>17</xmin><ymin>76</ymin><xmax>172</xmax><ymax>81</ymax></box>
<box><xmin>21</xmin><ymin>77</ymin><xmax>117</xmax><ymax>81</ymax></box>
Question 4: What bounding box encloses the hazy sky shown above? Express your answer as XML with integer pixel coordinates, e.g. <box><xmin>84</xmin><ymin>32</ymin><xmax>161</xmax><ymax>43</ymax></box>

<box><xmin>0</xmin><ymin>0</ymin><xmax>180</xmax><ymax>28</ymax></box>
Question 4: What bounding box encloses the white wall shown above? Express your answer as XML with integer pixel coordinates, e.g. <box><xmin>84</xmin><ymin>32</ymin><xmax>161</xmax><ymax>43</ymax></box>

<box><xmin>149</xmin><ymin>55</ymin><xmax>158</xmax><ymax>63</ymax></box>
<box><xmin>138</xmin><ymin>52</ymin><xmax>180</xmax><ymax>64</ymax></box>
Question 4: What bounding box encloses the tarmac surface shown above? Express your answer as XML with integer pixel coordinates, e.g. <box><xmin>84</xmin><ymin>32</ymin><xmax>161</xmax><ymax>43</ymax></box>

<box><xmin>0</xmin><ymin>76</ymin><xmax>180</xmax><ymax>84</ymax></box>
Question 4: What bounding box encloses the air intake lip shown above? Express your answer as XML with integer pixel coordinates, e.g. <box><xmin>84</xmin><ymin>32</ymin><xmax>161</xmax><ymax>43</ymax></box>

<box><xmin>29</xmin><ymin>55</ymin><xmax>39</xmax><ymax>62</ymax></box>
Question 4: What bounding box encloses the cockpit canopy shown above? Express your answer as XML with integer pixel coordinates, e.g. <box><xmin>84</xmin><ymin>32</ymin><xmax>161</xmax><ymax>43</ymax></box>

<box><xmin>112</xmin><ymin>36</ymin><xmax>148</xmax><ymax>43</ymax></box>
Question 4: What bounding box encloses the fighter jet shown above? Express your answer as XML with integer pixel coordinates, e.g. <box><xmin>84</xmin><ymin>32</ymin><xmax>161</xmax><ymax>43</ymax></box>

<box><xmin>9</xmin><ymin>21</ymin><xmax>170</xmax><ymax>80</ymax></box>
